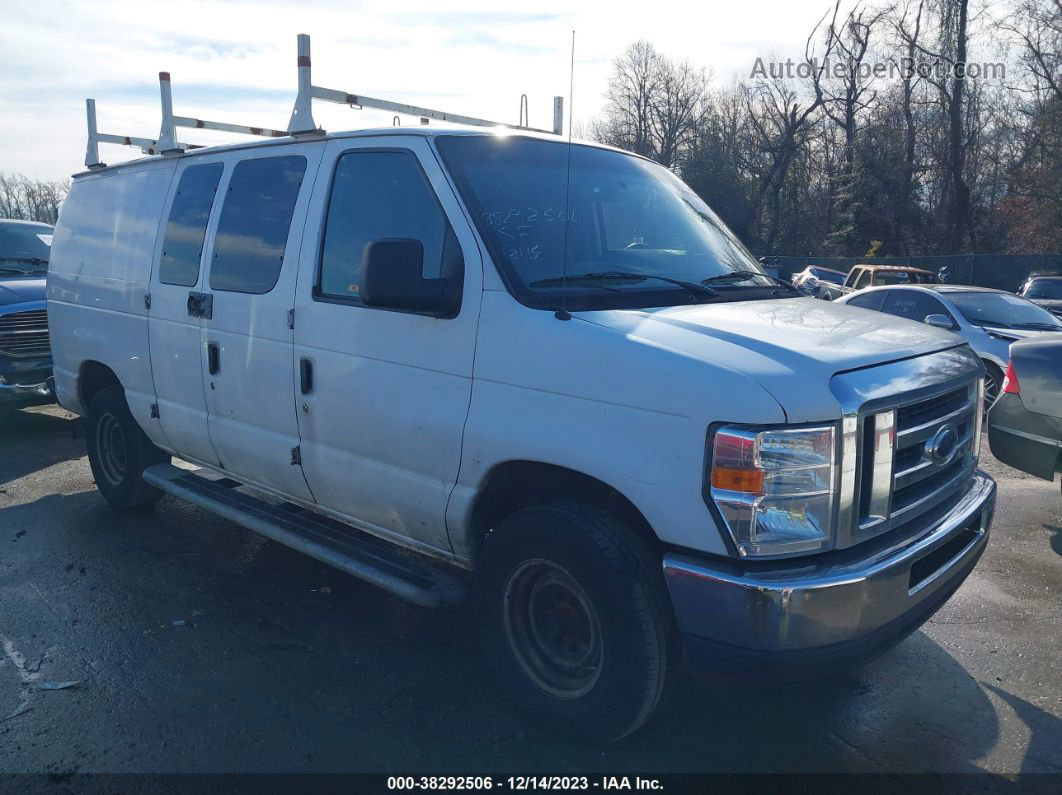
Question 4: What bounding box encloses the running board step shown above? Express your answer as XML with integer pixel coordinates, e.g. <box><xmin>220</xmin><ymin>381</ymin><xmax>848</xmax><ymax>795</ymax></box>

<box><xmin>142</xmin><ymin>464</ymin><xmax>467</xmax><ymax>608</ymax></box>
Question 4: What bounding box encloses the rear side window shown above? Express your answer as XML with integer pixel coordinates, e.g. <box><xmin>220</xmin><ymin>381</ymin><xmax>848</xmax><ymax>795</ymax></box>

<box><xmin>846</xmin><ymin>291</ymin><xmax>886</xmax><ymax>312</ymax></box>
<box><xmin>881</xmin><ymin>291</ymin><xmax>951</xmax><ymax>325</ymax></box>
<box><xmin>159</xmin><ymin>163</ymin><xmax>223</xmax><ymax>286</ymax></box>
<box><xmin>317</xmin><ymin>150</ymin><xmax>459</xmax><ymax>302</ymax></box>
<box><xmin>210</xmin><ymin>155</ymin><xmax>307</xmax><ymax>294</ymax></box>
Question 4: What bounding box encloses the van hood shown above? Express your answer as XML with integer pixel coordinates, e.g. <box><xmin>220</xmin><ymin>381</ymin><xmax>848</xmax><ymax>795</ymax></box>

<box><xmin>0</xmin><ymin>276</ymin><xmax>47</xmax><ymax>307</ymax></box>
<box><xmin>576</xmin><ymin>296</ymin><xmax>962</xmax><ymax>422</ymax></box>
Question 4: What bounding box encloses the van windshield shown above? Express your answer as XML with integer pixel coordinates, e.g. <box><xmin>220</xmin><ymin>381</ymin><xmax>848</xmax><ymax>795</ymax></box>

<box><xmin>436</xmin><ymin>135</ymin><xmax>778</xmax><ymax>310</ymax></box>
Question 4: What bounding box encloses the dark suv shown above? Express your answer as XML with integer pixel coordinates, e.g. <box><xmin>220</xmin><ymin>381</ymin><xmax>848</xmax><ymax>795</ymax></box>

<box><xmin>0</xmin><ymin>219</ymin><xmax>54</xmax><ymax>404</ymax></box>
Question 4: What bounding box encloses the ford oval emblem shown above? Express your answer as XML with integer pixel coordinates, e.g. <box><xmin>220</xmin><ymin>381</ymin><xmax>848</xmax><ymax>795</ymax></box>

<box><xmin>924</xmin><ymin>423</ymin><xmax>961</xmax><ymax>467</ymax></box>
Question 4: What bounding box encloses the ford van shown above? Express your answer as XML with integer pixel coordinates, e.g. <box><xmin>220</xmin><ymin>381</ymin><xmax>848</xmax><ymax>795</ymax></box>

<box><xmin>47</xmin><ymin>40</ymin><xmax>996</xmax><ymax>742</ymax></box>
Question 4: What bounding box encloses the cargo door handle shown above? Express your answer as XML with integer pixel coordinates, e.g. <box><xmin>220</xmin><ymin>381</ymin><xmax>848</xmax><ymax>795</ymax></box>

<box><xmin>299</xmin><ymin>358</ymin><xmax>313</xmax><ymax>394</ymax></box>
<box><xmin>207</xmin><ymin>342</ymin><xmax>220</xmax><ymax>375</ymax></box>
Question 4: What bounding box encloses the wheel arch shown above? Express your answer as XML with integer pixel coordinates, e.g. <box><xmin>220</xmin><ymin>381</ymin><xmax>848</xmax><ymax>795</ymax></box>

<box><xmin>78</xmin><ymin>360</ymin><xmax>123</xmax><ymax>409</ymax></box>
<box><xmin>465</xmin><ymin>460</ymin><xmax>660</xmax><ymax>566</ymax></box>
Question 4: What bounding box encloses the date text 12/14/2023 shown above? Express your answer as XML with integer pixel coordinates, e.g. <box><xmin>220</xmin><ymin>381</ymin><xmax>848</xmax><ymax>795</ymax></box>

<box><xmin>387</xmin><ymin>776</ymin><xmax>664</xmax><ymax>791</ymax></box>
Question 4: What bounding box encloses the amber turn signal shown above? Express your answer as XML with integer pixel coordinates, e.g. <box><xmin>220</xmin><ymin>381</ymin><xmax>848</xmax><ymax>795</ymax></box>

<box><xmin>710</xmin><ymin>466</ymin><xmax>764</xmax><ymax>494</ymax></box>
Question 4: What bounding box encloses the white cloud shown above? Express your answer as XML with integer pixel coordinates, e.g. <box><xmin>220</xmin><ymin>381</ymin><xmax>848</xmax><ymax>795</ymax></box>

<box><xmin>1</xmin><ymin>0</ymin><xmax>828</xmax><ymax>180</ymax></box>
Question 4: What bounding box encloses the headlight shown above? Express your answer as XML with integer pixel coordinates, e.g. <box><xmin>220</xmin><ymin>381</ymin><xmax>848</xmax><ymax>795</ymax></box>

<box><xmin>708</xmin><ymin>425</ymin><xmax>837</xmax><ymax>557</ymax></box>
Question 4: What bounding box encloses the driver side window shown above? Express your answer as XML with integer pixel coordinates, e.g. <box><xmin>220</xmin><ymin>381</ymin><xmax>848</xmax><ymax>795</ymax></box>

<box><xmin>316</xmin><ymin>150</ymin><xmax>463</xmax><ymax>305</ymax></box>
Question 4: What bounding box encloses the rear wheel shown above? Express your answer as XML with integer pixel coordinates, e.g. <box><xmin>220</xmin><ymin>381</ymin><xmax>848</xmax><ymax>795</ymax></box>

<box><xmin>86</xmin><ymin>386</ymin><xmax>168</xmax><ymax>509</ymax></box>
<box><xmin>475</xmin><ymin>502</ymin><xmax>676</xmax><ymax>743</ymax></box>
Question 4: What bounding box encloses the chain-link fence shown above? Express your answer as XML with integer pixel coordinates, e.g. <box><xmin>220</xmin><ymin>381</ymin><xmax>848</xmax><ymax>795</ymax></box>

<box><xmin>760</xmin><ymin>254</ymin><xmax>1062</xmax><ymax>292</ymax></box>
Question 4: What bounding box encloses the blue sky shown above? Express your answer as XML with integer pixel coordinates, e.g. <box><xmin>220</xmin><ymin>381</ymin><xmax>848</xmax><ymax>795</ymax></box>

<box><xmin>0</xmin><ymin>0</ymin><xmax>860</xmax><ymax>180</ymax></box>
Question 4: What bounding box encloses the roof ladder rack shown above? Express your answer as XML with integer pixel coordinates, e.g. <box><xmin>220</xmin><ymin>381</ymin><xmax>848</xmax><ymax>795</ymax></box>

<box><xmin>285</xmin><ymin>34</ymin><xmax>564</xmax><ymax>137</ymax></box>
<box><xmin>84</xmin><ymin>33</ymin><xmax>565</xmax><ymax>170</ymax></box>
<box><xmin>85</xmin><ymin>73</ymin><xmax>288</xmax><ymax>169</ymax></box>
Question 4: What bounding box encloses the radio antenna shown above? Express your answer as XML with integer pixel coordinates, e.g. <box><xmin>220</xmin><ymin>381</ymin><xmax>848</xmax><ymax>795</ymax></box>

<box><xmin>556</xmin><ymin>30</ymin><xmax>576</xmax><ymax>321</ymax></box>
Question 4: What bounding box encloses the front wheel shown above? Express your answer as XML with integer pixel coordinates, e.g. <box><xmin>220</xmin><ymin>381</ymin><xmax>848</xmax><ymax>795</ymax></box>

<box><xmin>86</xmin><ymin>386</ymin><xmax>168</xmax><ymax>509</ymax></box>
<box><xmin>475</xmin><ymin>502</ymin><xmax>677</xmax><ymax>743</ymax></box>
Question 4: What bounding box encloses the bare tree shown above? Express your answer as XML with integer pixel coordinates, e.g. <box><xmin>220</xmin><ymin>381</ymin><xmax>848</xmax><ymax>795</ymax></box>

<box><xmin>593</xmin><ymin>41</ymin><xmax>663</xmax><ymax>158</ymax></box>
<box><xmin>742</xmin><ymin>2</ymin><xmax>843</xmax><ymax>250</ymax></box>
<box><xmin>1004</xmin><ymin>0</ymin><xmax>1062</xmax><ymax>106</ymax></box>
<box><xmin>649</xmin><ymin>58</ymin><xmax>708</xmax><ymax>168</ymax></box>
<box><xmin>589</xmin><ymin>0</ymin><xmax>1061</xmax><ymax>257</ymax></box>
<box><xmin>0</xmin><ymin>173</ymin><xmax>69</xmax><ymax>224</ymax></box>
<box><xmin>814</xmin><ymin>4</ymin><xmax>891</xmax><ymax>251</ymax></box>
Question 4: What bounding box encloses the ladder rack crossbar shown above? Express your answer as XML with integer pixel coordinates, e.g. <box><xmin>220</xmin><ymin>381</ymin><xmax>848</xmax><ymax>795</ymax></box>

<box><xmin>309</xmin><ymin>86</ymin><xmax>557</xmax><ymax>136</ymax></box>
<box><xmin>172</xmin><ymin>116</ymin><xmax>288</xmax><ymax>138</ymax></box>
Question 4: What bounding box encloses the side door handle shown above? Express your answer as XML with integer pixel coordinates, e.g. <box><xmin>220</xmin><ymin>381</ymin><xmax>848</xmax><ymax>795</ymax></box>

<box><xmin>299</xmin><ymin>358</ymin><xmax>313</xmax><ymax>394</ymax></box>
<box><xmin>207</xmin><ymin>342</ymin><xmax>220</xmax><ymax>375</ymax></box>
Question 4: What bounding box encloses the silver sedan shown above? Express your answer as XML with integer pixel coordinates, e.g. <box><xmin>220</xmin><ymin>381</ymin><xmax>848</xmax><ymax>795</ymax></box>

<box><xmin>836</xmin><ymin>285</ymin><xmax>1062</xmax><ymax>403</ymax></box>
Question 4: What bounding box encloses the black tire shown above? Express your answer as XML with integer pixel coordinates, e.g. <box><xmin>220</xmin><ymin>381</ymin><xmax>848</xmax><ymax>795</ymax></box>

<box><xmin>86</xmin><ymin>386</ymin><xmax>167</xmax><ymax>509</ymax></box>
<box><xmin>983</xmin><ymin>361</ymin><xmax>1004</xmax><ymax>408</ymax></box>
<box><xmin>475</xmin><ymin>502</ymin><xmax>677</xmax><ymax>744</ymax></box>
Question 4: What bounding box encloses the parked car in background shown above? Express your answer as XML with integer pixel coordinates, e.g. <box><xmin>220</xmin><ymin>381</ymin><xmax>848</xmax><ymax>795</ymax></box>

<box><xmin>818</xmin><ymin>264</ymin><xmax>939</xmax><ymax>301</ymax></box>
<box><xmin>988</xmin><ymin>335</ymin><xmax>1062</xmax><ymax>492</ymax></box>
<box><xmin>0</xmin><ymin>218</ymin><xmax>54</xmax><ymax>405</ymax></box>
<box><xmin>836</xmin><ymin>285</ymin><xmax>1062</xmax><ymax>403</ymax></box>
<box><xmin>1018</xmin><ymin>275</ymin><xmax>1062</xmax><ymax>319</ymax></box>
<box><xmin>792</xmin><ymin>265</ymin><xmax>846</xmax><ymax>296</ymax></box>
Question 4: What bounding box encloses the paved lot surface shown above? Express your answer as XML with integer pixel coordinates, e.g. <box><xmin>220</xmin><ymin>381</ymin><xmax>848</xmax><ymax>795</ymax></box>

<box><xmin>0</xmin><ymin>403</ymin><xmax>1060</xmax><ymax>776</ymax></box>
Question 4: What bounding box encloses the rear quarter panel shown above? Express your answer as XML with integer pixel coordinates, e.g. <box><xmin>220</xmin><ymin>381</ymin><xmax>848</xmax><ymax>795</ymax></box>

<box><xmin>1013</xmin><ymin>334</ymin><xmax>1062</xmax><ymax>418</ymax></box>
<box><xmin>48</xmin><ymin>163</ymin><xmax>176</xmax><ymax>417</ymax></box>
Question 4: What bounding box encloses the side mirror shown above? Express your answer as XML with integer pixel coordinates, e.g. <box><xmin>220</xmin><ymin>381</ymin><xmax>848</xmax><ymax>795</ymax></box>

<box><xmin>360</xmin><ymin>239</ymin><xmax>456</xmax><ymax>317</ymax></box>
<box><xmin>924</xmin><ymin>313</ymin><xmax>954</xmax><ymax>330</ymax></box>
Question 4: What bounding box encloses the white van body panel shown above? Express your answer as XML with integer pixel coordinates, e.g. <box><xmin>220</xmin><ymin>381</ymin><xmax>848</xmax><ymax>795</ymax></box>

<box><xmin>48</xmin><ymin>163</ymin><xmax>176</xmax><ymax>420</ymax></box>
<box><xmin>445</xmin><ymin>289</ymin><xmax>788</xmax><ymax>557</ymax></box>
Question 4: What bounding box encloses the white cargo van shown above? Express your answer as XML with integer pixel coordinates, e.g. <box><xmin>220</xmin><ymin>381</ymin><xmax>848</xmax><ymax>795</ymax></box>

<box><xmin>47</xmin><ymin>39</ymin><xmax>996</xmax><ymax>742</ymax></box>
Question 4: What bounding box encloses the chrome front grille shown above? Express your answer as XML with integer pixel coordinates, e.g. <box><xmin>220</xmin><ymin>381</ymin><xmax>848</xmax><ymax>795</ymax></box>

<box><xmin>831</xmin><ymin>346</ymin><xmax>983</xmax><ymax>550</ymax></box>
<box><xmin>0</xmin><ymin>308</ymin><xmax>50</xmax><ymax>358</ymax></box>
<box><xmin>855</xmin><ymin>382</ymin><xmax>978</xmax><ymax>543</ymax></box>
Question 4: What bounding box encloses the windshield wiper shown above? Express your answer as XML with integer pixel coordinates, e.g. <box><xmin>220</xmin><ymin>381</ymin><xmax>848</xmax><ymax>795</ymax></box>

<box><xmin>530</xmin><ymin>271</ymin><xmax>719</xmax><ymax>301</ymax></box>
<box><xmin>0</xmin><ymin>267</ymin><xmax>38</xmax><ymax>275</ymax></box>
<box><xmin>701</xmin><ymin>270</ymin><xmax>798</xmax><ymax>292</ymax></box>
<box><xmin>1011</xmin><ymin>322</ymin><xmax>1062</xmax><ymax>331</ymax></box>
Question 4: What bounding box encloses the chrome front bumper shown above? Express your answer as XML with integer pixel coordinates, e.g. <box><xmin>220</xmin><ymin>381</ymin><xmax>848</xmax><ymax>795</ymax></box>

<box><xmin>665</xmin><ymin>471</ymin><xmax>995</xmax><ymax>663</ymax></box>
<box><xmin>0</xmin><ymin>376</ymin><xmax>54</xmax><ymax>402</ymax></box>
